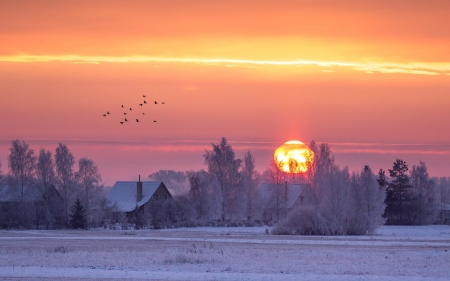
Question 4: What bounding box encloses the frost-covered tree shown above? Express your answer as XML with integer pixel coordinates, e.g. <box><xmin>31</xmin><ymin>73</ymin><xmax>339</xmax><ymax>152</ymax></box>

<box><xmin>69</xmin><ymin>197</ymin><xmax>87</xmax><ymax>229</ymax></box>
<box><xmin>187</xmin><ymin>170</ymin><xmax>211</xmax><ymax>220</ymax></box>
<box><xmin>240</xmin><ymin>151</ymin><xmax>261</xmax><ymax>220</ymax></box>
<box><xmin>55</xmin><ymin>143</ymin><xmax>76</xmax><ymax>226</ymax></box>
<box><xmin>411</xmin><ymin>162</ymin><xmax>438</xmax><ymax>225</ymax></box>
<box><xmin>308</xmin><ymin>141</ymin><xmax>335</xmax><ymax>199</ymax></box>
<box><xmin>347</xmin><ymin>166</ymin><xmax>386</xmax><ymax>234</ymax></box>
<box><xmin>36</xmin><ymin>148</ymin><xmax>55</xmax><ymax>188</ymax></box>
<box><xmin>262</xmin><ymin>159</ymin><xmax>288</xmax><ymax>221</ymax></box>
<box><xmin>75</xmin><ymin>158</ymin><xmax>102</xmax><ymax>221</ymax></box>
<box><xmin>273</xmin><ymin>144</ymin><xmax>387</xmax><ymax>236</ymax></box>
<box><xmin>318</xmin><ymin>166</ymin><xmax>350</xmax><ymax>235</ymax></box>
<box><xmin>36</xmin><ymin>148</ymin><xmax>64</xmax><ymax>229</ymax></box>
<box><xmin>204</xmin><ymin>137</ymin><xmax>241</xmax><ymax>221</ymax></box>
<box><xmin>8</xmin><ymin>139</ymin><xmax>36</xmax><ymax>201</ymax></box>
<box><xmin>385</xmin><ymin>159</ymin><xmax>414</xmax><ymax>224</ymax></box>
<box><xmin>148</xmin><ymin>170</ymin><xmax>189</xmax><ymax>196</ymax></box>
<box><xmin>437</xmin><ymin>177</ymin><xmax>450</xmax><ymax>224</ymax></box>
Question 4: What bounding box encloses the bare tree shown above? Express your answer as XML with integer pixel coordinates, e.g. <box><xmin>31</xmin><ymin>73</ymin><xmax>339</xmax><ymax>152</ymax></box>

<box><xmin>262</xmin><ymin>159</ymin><xmax>287</xmax><ymax>221</ymax></box>
<box><xmin>204</xmin><ymin>137</ymin><xmax>241</xmax><ymax>221</ymax></box>
<box><xmin>36</xmin><ymin>148</ymin><xmax>55</xmax><ymax>188</ymax></box>
<box><xmin>55</xmin><ymin>143</ymin><xmax>76</xmax><ymax>226</ymax></box>
<box><xmin>8</xmin><ymin>140</ymin><xmax>36</xmax><ymax>201</ymax></box>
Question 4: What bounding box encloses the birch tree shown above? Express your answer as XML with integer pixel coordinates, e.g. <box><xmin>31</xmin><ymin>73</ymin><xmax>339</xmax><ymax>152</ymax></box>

<box><xmin>36</xmin><ymin>148</ymin><xmax>55</xmax><ymax>189</ymax></box>
<box><xmin>55</xmin><ymin>143</ymin><xmax>76</xmax><ymax>226</ymax></box>
<box><xmin>7</xmin><ymin>140</ymin><xmax>36</xmax><ymax>228</ymax></box>
<box><xmin>411</xmin><ymin>162</ymin><xmax>438</xmax><ymax>224</ymax></box>
<box><xmin>8</xmin><ymin>140</ymin><xmax>36</xmax><ymax>201</ymax></box>
<box><xmin>347</xmin><ymin>166</ymin><xmax>386</xmax><ymax>234</ymax></box>
<box><xmin>187</xmin><ymin>170</ymin><xmax>211</xmax><ymax>220</ymax></box>
<box><xmin>204</xmin><ymin>137</ymin><xmax>241</xmax><ymax>221</ymax></box>
<box><xmin>75</xmin><ymin>158</ymin><xmax>102</xmax><ymax>224</ymax></box>
<box><xmin>240</xmin><ymin>151</ymin><xmax>261</xmax><ymax>220</ymax></box>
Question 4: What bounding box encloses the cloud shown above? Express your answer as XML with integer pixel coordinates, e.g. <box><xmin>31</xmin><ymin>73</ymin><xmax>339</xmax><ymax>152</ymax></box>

<box><xmin>1</xmin><ymin>55</ymin><xmax>449</xmax><ymax>76</ymax></box>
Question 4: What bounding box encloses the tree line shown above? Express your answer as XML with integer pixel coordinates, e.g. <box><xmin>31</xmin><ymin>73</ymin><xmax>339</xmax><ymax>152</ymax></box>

<box><xmin>148</xmin><ymin>139</ymin><xmax>450</xmax><ymax>232</ymax></box>
<box><xmin>0</xmin><ymin>140</ymin><xmax>103</xmax><ymax>229</ymax></box>
<box><xmin>1</xmin><ymin>138</ymin><xmax>449</xmax><ymax>232</ymax></box>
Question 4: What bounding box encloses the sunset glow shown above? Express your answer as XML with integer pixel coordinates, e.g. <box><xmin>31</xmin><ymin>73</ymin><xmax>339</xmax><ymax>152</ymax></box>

<box><xmin>274</xmin><ymin>141</ymin><xmax>314</xmax><ymax>173</ymax></box>
<box><xmin>1</xmin><ymin>0</ymin><xmax>449</xmax><ymax>185</ymax></box>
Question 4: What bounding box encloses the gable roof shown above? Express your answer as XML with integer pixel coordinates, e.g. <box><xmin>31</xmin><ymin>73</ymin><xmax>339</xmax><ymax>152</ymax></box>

<box><xmin>257</xmin><ymin>183</ymin><xmax>306</xmax><ymax>209</ymax></box>
<box><xmin>106</xmin><ymin>181</ymin><xmax>169</xmax><ymax>212</ymax></box>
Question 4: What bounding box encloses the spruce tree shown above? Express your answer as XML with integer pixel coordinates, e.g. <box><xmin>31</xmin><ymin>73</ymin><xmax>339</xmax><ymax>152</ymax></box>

<box><xmin>385</xmin><ymin>159</ymin><xmax>413</xmax><ymax>224</ymax></box>
<box><xmin>69</xmin><ymin>198</ymin><xmax>87</xmax><ymax>229</ymax></box>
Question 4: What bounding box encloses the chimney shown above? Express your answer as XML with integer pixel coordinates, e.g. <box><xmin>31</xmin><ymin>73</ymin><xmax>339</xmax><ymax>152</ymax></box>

<box><xmin>137</xmin><ymin>175</ymin><xmax>143</xmax><ymax>202</ymax></box>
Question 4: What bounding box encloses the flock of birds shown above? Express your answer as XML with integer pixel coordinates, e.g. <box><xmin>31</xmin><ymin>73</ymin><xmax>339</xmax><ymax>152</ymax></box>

<box><xmin>102</xmin><ymin>95</ymin><xmax>165</xmax><ymax>124</ymax></box>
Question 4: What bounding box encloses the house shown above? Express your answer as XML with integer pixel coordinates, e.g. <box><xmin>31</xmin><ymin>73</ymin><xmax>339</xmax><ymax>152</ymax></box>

<box><xmin>253</xmin><ymin>182</ymin><xmax>315</xmax><ymax>223</ymax></box>
<box><xmin>0</xmin><ymin>184</ymin><xmax>64</xmax><ymax>229</ymax></box>
<box><xmin>105</xmin><ymin>177</ymin><xmax>172</xmax><ymax>225</ymax></box>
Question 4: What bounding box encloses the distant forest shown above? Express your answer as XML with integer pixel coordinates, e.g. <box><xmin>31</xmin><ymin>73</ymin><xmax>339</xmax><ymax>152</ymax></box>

<box><xmin>1</xmin><ymin>138</ymin><xmax>449</xmax><ymax>233</ymax></box>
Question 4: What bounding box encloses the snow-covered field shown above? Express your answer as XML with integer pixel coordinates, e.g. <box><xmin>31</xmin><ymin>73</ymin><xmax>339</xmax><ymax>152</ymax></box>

<box><xmin>0</xmin><ymin>225</ymin><xmax>449</xmax><ymax>281</ymax></box>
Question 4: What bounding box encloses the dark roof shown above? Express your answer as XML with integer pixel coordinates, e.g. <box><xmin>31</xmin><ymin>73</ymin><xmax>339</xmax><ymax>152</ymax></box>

<box><xmin>0</xmin><ymin>184</ymin><xmax>54</xmax><ymax>202</ymax></box>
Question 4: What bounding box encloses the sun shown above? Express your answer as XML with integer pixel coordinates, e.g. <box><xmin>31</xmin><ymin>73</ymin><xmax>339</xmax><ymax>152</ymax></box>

<box><xmin>274</xmin><ymin>140</ymin><xmax>314</xmax><ymax>173</ymax></box>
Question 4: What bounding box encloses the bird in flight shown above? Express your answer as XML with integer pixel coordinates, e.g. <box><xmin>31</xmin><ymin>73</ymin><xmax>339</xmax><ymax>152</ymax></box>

<box><xmin>130</xmin><ymin>108</ymin><xmax>132</xmax><ymax>110</ymax></box>
<box><xmin>144</xmin><ymin>100</ymin><xmax>147</xmax><ymax>104</ymax></box>
<box><xmin>143</xmin><ymin>95</ymin><xmax>146</xmax><ymax>97</ymax></box>
<box><xmin>139</xmin><ymin>104</ymin><xmax>143</xmax><ymax>106</ymax></box>
<box><xmin>162</xmin><ymin>102</ymin><xmax>165</xmax><ymax>104</ymax></box>
<box><xmin>154</xmin><ymin>120</ymin><xmax>157</xmax><ymax>122</ymax></box>
<box><xmin>103</xmin><ymin>114</ymin><xmax>106</xmax><ymax>117</ymax></box>
<box><xmin>121</xmin><ymin>105</ymin><xmax>124</xmax><ymax>108</ymax></box>
<box><xmin>142</xmin><ymin>113</ymin><xmax>145</xmax><ymax>115</ymax></box>
<box><xmin>154</xmin><ymin>101</ymin><xmax>158</xmax><ymax>104</ymax></box>
<box><xmin>125</xmin><ymin>118</ymin><xmax>128</xmax><ymax>122</ymax></box>
<box><xmin>124</xmin><ymin>112</ymin><xmax>127</xmax><ymax>115</ymax></box>
<box><xmin>120</xmin><ymin>121</ymin><xmax>124</xmax><ymax>124</ymax></box>
<box><xmin>107</xmin><ymin>111</ymin><xmax>110</xmax><ymax>114</ymax></box>
<box><xmin>136</xmin><ymin>119</ymin><xmax>139</xmax><ymax>122</ymax></box>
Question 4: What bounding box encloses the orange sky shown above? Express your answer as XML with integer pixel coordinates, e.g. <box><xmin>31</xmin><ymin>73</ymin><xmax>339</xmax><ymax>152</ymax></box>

<box><xmin>1</xmin><ymin>1</ymin><xmax>449</xmax><ymax>185</ymax></box>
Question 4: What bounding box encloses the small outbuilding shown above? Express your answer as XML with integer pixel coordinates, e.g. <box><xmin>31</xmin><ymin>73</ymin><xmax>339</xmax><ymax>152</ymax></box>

<box><xmin>0</xmin><ymin>184</ymin><xmax>64</xmax><ymax>229</ymax></box>
<box><xmin>253</xmin><ymin>182</ymin><xmax>315</xmax><ymax>223</ymax></box>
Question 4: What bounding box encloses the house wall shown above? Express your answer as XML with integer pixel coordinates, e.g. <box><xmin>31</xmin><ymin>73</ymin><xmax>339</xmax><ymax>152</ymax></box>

<box><xmin>151</xmin><ymin>185</ymin><xmax>172</xmax><ymax>202</ymax></box>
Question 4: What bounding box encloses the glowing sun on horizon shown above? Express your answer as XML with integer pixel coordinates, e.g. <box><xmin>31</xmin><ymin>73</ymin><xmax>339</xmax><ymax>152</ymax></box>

<box><xmin>274</xmin><ymin>140</ymin><xmax>314</xmax><ymax>173</ymax></box>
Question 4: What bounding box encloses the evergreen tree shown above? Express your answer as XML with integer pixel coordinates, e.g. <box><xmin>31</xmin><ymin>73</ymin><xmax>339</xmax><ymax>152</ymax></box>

<box><xmin>69</xmin><ymin>198</ymin><xmax>87</xmax><ymax>229</ymax></box>
<box><xmin>385</xmin><ymin>159</ymin><xmax>413</xmax><ymax>224</ymax></box>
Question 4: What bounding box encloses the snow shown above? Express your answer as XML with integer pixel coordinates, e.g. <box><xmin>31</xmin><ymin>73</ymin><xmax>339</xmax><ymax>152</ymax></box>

<box><xmin>0</xmin><ymin>225</ymin><xmax>449</xmax><ymax>280</ymax></box>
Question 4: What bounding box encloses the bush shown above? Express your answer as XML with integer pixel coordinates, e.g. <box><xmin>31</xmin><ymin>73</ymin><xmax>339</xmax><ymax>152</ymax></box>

<box><xmin>271</xmin><ymin>206</ymin><xmax>331</xmax><ymax>235</ymax></box>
